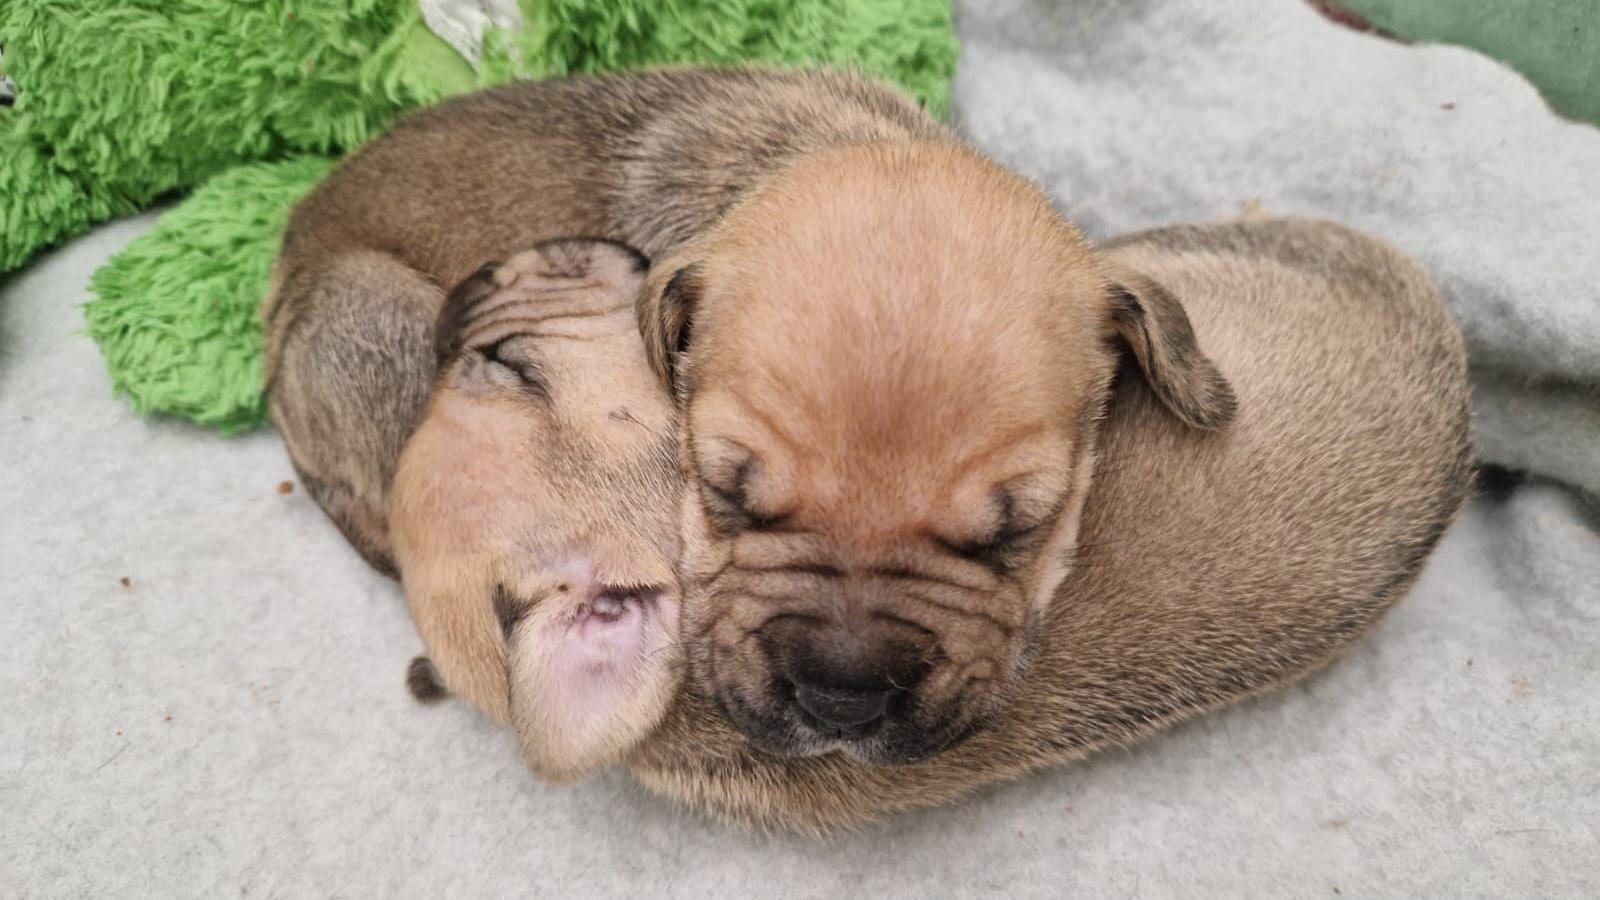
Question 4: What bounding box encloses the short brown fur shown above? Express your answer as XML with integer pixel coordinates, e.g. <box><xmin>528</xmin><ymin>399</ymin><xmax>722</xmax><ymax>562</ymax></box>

<box><xmin>627</xmin><ymin>217</ymin><xmax>1473</xmax><ymax>829</ymax></box>
<box><xmin>638</xmin><ymin>138</ymin><xmax>1236</xmax><ymax>764</ymax></box>
<box><xmin>265</xmin><ymin>68</ymin><xmax>944</xmax><ymax>574</ymax></box>
<box><xmin>266</xmin><ymin>69</ymin><xmax>1471</xmax><ymax>829</ymax></box>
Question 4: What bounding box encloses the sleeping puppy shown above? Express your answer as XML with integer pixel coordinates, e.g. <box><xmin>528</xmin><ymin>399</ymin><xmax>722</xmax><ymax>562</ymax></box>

<box><xmin>392</xmin><ymin>219</ymin><xmax>1471</xmax><ymax>830</ymax></box>
<box><xmin>625</xmin><ymin>217</ymin><xmax>1474</xmax><ymax>830</ymax></box>
<box><xmin>389</xmin><ymin>239</ymin><xmax>682</xmax><ymax>781</ymax></box>
<box><xmin>265</xmin><ymin>69</ymin><xmax>1441</xmax><ymax>782</ymax></box>
<box><xmin>637</xmin><ymin>141</ymin><xmax>1235</xmax><ymax>764</ymax></box>
<box><xmin>271</xmin><ymin>66</ymin><xmax>1216</xmax><ymax>763</ymax></box>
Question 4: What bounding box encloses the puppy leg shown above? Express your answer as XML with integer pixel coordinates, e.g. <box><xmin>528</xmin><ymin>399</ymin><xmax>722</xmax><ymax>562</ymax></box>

<box><xmin>266</xmin><ymin>252</ymin><xmax>442</xmax><ymax>575</ymax></box>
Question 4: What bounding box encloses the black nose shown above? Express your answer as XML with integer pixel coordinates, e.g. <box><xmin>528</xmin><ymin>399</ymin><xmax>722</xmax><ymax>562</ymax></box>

<box><xmin>763</xmin><ymin>613</ymin><xmax>933</xmax><ymax>739</ymax></box>
<box><xmin>790</xmin><ymin>677</ymin><xmax>894</xmax><ymax>736</ymax></box>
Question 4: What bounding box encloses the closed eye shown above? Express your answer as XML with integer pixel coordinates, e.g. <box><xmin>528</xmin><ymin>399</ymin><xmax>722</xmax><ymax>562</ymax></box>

<box><xmin>935</xmin><ymin>523</ymin><xmax>1049</xmax><ymax>575</ymax></box>
<box><xmin>478</xmin><ymin>335</ymin><xmax>550</xmax><ymax>399</ymax></box>
<box><xmin>936</xmin><ymin>488</ymin><xmax>1065</xmax><ymax>574</ymax></box>
<box><xmin>699</xmin><ymin>455</ymin><xmax>798</xmax><ymax>534</ymax></box>
<box><xmin>701</xmin><ymin>477</ymin><xmax>793</xmax><ymax>534</ymax></box>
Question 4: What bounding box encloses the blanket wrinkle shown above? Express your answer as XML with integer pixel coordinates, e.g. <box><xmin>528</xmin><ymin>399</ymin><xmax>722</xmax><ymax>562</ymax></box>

<box><xmin>4</xmin><ymin>0</ymin><xmax>1596</xmax><ymax>894</ymax></box>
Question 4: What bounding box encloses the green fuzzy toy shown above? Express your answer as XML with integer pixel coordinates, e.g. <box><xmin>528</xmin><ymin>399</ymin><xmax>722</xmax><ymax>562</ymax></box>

<box><xmin>0</xmin><ymin>0</ymin><xmax>957</xmax><ymax>430</ymax></box>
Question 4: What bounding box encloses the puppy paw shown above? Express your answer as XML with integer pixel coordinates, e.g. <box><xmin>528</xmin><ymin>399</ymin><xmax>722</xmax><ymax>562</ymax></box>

<box><xmin>406</xmin><ymin>655</ymin><xmax>450</xmax><ymax>704</ymax></box>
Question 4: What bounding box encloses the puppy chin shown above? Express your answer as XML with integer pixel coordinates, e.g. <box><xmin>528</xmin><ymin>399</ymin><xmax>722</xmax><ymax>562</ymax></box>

<box><xmin>715</xmin><ymin>683</ymin><xmax>984</xmax><ymax>765</ymax></box>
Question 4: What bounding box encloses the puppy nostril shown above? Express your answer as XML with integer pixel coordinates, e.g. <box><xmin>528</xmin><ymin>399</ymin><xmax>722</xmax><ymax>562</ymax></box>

<box><xmin>791</xmin><ymin>680</ymin><xmax>893</xmax><ymax>729</ymax></box>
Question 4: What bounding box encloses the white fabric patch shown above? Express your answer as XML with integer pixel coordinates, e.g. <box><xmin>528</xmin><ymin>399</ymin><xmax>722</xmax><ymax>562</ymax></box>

<box><xmin>417</xmin><ymin>0</ymin><xmax>524</xmax><ymax>69</ymax></box>
<box><xmin>0</xmin><ymin>45</ymin><xmax>17</xmax><ymax>105</ymax></box>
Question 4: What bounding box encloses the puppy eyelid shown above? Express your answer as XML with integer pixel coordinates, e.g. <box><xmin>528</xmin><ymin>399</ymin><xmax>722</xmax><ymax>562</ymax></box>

<box><xmin>992</xmin><ymin>477</ymin><xmax>1068</xmax><ymax>534</ymax></box>
<box><xmin>700</xmin><ymin>479</ymin><xmax>792</xmax><ymax>535</ymax></box>
<box><xmin>698</xmin><ymin>455</ymin><xmax>796</xmax><ymax>534</ymax></box>
<box><xmin>936</xmin><ymin>487</ymin><xmax>1064</xmax><ymax>572</ymax></box>
<box><xmin>935</xmin><ymin>525</ymin><xmax>1046</xmax><ymax>576</ymax></box>
<box><xmin>479</xmin><ymin>335</ymin><xmax>550</xmax><ymax>399</ymax></box>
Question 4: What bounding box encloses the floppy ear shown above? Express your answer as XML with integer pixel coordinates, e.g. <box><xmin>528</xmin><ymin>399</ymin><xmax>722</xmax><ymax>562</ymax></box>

<box><xmin>1103</xmin><ymin>265</ymin><xmax>1237</xmax><ymax>430</ymax></box>
<box><xmin>637</xmin><ymin>259</ymin><xmax>704</xmax><ymax>394</ymax></box>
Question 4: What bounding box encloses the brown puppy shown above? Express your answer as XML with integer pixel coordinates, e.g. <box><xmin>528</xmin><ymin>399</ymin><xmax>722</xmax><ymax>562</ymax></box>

<box><xmin>389</xmin><ymin>239</ymin><xmax>682</xmax><ymax>782</ymax></box>
<box><xmin>638</xmin><ymin>141</ymin><xmax>1233</xmax><ymax>763</ymax></box>
<box><xmin>389</xmin><ymin>220</ymin><xmax>1470</xmax><ymax>829</ymax></box>
<box><xmin>624</xmin><ymin>218</ymin><xmax>1473</xmax><ymax>830</ymax></box>
<box><xmin>275</xmin><ymin>67</ymin><xmax>1183</xmax><ymax>761</ymax></box>
<box><xmin>266</xmin><ymin>72</ymin><xmax>1465</xmax><ymax>798</ymax></box>
<box><xmin>265</xmin><ymin>67</ymin><xmax>941</xmax><ymax>578</ymax></box>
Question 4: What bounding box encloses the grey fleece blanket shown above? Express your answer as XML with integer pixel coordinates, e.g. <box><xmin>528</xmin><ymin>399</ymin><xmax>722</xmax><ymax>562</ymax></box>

<box><xmin>5</xmin><ymin>0</ymin><xmax>1596</xmax><ymax>896</ymax></box>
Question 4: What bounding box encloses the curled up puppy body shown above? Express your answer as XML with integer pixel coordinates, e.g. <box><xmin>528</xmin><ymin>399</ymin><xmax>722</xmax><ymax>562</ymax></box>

<box><xmin>269</xmin><ymin>67</ymin><xmax>1238</xmax><ymax>766</ymax></box>
<box><xmin>625</xmin><ymin>217</ymin><xmax>1473</xmax><ymax>829</ymax></box>
<box><xmin>264</xmin><ymin>69</ymin><xmax>1472</xmax><ymax>826</ymax></box>
<box><xmin>369</xmin><ymin>217</ymin><xmax>1470</xmax><ymax>831</ymax></box>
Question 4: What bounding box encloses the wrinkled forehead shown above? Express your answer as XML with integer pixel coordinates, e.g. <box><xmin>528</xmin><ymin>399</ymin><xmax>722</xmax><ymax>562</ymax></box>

<box><xmin>398</xmin><ymin>239</ymin><xmax>682</xmax><ymax>556</ymax></box>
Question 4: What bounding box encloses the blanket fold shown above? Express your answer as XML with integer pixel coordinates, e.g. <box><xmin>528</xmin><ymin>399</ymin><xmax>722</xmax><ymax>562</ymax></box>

<box><xmin>953</xmin><ymin>0</ymin><xmax>1600</xmax><ymax>498</ymax></box>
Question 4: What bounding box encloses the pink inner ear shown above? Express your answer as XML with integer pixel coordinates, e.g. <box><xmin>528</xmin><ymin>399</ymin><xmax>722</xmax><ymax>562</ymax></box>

<box><xmin>513</xmin><ymin>586</ymin><xmax>680</xmax><ymax>781</ymax></box>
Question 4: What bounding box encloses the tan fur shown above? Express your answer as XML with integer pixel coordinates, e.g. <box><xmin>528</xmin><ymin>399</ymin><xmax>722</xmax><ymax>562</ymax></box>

<box><xmin>264</xmin><ymin>67</ymin><xmax>942</xmax><ymax>574</ymax></box>
<box><xmin>642</xmin><ymin>140</ymin><xmax>1236</xmax><ymax>764</ymax></box>
<box><xmin>390</xmin><ymin>240</ymin><xmax>682</xmax><ymax>781</ymax></box>
<box><xmin>264</xmin><ymin>69</ymin><xmax>1471</xmax><ymax>830</ymax></box>
<box><xmin>625</xmin><ymin>217</ymin><xmax>1473</xmax><ymax>830</ymax></box>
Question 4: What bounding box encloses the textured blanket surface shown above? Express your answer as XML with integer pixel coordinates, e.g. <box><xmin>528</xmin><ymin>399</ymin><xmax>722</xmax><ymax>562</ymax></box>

<box><xmin>6</xmin><ymin>0</ymin><xmax>1597</xmax><ymax>896</ymax></box>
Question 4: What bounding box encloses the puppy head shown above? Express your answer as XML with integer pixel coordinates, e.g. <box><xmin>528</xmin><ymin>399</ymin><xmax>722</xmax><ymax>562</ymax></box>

<box><xmin>392</xmin><ymin>240</ymin><xmax>683</xmax><ymax>782</ymax></box>
<box><xmin>640</xmin><ymin>143</ymin><xmax>1235</xmax><ymax>763</ymax></box>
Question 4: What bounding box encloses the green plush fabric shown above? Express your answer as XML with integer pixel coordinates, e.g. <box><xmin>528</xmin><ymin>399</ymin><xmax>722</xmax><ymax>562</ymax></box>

<box><xmin>0</xmin><ymin>0</ymin><xmax>957</xmax><ymax>430</ymax></box>
<box><xmin>516</xmin><ymin>0</ymin><xmax>959</xmax><ymax>114</ymax></box>
<box><xmin>84</xmin><ymin>157</ymin><xmax>336</xmax><ymax>432</ymax></box>
<box><xmin>0</xmin><ymin>1</ymin><xmax>456</xmax><ymax>272</ymax></box>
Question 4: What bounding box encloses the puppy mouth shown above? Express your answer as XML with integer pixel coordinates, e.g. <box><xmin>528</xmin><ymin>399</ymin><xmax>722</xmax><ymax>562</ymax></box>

<box><xmin>573</xmin><ymin>586</ymin><xmax>659</xmax><ymax>622</ymax></box>
<box><xmin>711</xmin><ymin>676</ymin><xmax>983</xmax><ymax>765</ymax></box>
<box><xmin>510</xmin><ymin>578</ymin><xmax>683</xmax><ymax>783</ymax></box>
<box><xmin>557</xmin><ymin>584</ymin><xmax>676</xmax><ymax>649</ymax></box>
